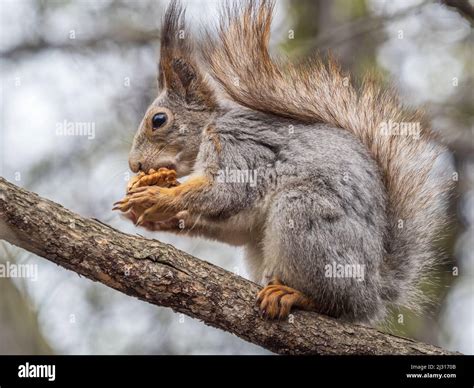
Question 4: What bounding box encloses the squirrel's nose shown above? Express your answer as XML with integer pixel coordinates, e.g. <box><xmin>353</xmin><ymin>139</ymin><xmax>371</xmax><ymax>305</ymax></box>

<box><xmin>129</xmin><ymin>158</ymin><xmax>142</xmax><ymax>173</ymax></box>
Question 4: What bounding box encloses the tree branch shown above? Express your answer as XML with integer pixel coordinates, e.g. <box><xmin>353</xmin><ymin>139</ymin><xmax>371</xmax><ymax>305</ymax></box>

<box><xmin>0</xmin><ymin>178</ymin><xmax>459</xmax><ymax>355</ymax></box>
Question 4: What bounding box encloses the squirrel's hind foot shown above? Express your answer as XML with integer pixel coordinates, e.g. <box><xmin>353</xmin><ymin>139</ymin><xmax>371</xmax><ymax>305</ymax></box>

<box><xmin>256</xmin><ymin>278</ymin><xmax>316</xmax><ymax>320</ymax></box>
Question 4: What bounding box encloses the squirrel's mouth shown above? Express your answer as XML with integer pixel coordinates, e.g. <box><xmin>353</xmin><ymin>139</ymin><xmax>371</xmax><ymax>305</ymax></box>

<box><xmin>147</xmin><ymin>151</ymin><xmax>193</xmax><ymax>178</ymax></box>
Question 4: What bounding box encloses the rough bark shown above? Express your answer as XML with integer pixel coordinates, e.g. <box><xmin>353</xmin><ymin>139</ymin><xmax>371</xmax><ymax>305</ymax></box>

<box><xmin>0</xmin><ymin>178</ymin><xmax>459</xmax><ymax>355</ymax></box>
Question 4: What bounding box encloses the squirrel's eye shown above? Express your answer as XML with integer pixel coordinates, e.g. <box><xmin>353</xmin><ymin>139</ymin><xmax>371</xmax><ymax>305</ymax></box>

<box><xmin>151</xmin><ymin>113</ymin><xmax>168</xmax><ymax>130</ymax></box>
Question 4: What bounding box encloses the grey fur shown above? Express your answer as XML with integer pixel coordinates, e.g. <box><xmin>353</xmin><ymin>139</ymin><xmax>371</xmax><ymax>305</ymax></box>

<box><xmin>124</xmin><ymin>0</ymin><xmax>451</xmax><ymax>324</ymax></box>
<box><xmin>130</xmin><ymin>101</ymin><xmax>389</xmax><ymax>322</ymax></box>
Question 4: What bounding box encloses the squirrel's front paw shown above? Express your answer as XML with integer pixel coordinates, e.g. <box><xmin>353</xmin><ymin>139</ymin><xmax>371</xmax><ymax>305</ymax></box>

<box><xmin>113</xmin><ymin>186</ymin><xmax>171</xmax><ymax>225</ymax></box>
<box><xmin>256</xmin><ymin>278</ymin><xmax>316</xmax><ymax>320</ymax></box>
<box><xmin>114</xmin><ymin>167</ymin><xmax>180</xmax><ymax>226</ymax></box>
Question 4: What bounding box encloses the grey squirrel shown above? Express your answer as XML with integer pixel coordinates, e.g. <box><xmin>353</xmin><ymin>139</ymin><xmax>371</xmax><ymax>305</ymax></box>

<box><xmin>114</xmin><ymin>0</ymin><xmax>451</xmax><ymax>323</ymax></box>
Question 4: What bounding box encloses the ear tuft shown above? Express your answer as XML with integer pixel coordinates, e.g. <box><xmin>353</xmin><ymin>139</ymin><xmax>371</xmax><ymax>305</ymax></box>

<box><xmin>158</xmin><ymin>0</ymin><xmax>216</xmax><ymax>109</ymax></box>
<box><xmin>172</xmin><ymin>58</ymin><xmax>196</xmax><ymax>89</ymax></box>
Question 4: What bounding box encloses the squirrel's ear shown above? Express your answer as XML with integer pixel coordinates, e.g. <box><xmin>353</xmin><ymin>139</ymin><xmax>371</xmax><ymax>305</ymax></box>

<box><xmin>159</xmin><ymin>1</ymin><xmax>216</xmax><ymax>109</ymax></box>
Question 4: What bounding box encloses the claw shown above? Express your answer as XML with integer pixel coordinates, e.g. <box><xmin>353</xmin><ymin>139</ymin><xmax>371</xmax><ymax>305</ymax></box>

<box><xmin>136</xmin><ymin>214</ymin><xmax>146</xmax><ymax>226</ymax></box>
<box><xmin>256</xmin><ymin>279</ymin><xmax>315</xmax><ymax>320</ymax></box>
<box><xmin>113</xmin><ymin>201</ymin><xmax>126</xmax><ymax>211</ymax></box>
<box><xmin>113</xmin><ymin>197</ymin><xmax>130</xmax><ymax>208</ymax></box>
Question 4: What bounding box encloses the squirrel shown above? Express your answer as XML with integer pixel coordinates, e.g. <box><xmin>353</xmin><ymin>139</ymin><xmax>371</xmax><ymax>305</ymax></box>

<box><xmin>114</xmin><ymin>0</ymin><xmax>451</xmax><ymax>323</ymax></box>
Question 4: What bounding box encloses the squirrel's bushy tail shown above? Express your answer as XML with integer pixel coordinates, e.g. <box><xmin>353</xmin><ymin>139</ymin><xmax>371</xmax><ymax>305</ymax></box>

<box><xmin>204</xmin><ymin>0</ymin><xmax>451</xmax><ymax>311</ymax></box>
